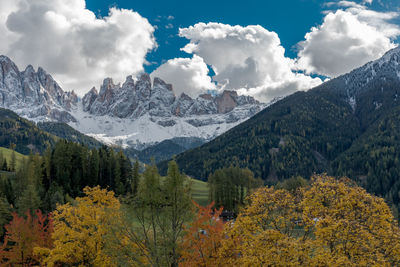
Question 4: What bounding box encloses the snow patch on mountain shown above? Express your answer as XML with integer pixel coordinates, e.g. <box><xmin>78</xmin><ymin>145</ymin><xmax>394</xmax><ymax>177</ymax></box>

<box><xmin>68</xmin><ymin>102</ymin><xmax>262</xmax><ymax>149</ymax></box>
<box><xmin>0</xmin><ymin>54</ymin><xmax>266</xmax><ymax>149</ymax></box>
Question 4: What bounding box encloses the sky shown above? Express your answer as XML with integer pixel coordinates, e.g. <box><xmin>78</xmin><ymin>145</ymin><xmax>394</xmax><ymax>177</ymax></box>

<box><xmin>0</xmin><ymin>0</ymin><xmax>399</xmax><ymax>102</ymax></box>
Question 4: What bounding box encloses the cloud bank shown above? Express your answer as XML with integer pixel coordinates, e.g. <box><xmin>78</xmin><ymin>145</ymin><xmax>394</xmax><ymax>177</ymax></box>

<box><xmin>296</xmin><ymin>2</ymin><xmax>400</xmax><ymax>77</ymax></box>
<box><xmin>153</xmin><ymin>23</ymin><xmax>322</xmax><ymax>102</ymax></box>
<box><xmin>0</xmin><ymin>0</ymin><xmax>156</xmax><ymax>95</ymax></box>
<box><xmin>156</xmin><ymin>1</ymin><xmax>399</xmax><ymax>101</ymax></box>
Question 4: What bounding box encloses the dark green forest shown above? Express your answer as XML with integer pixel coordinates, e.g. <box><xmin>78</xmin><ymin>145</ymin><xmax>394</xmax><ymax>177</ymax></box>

<box><xmin>0</xmin><ymin>141</ymin><xmax>134</xmax><ymax>217</ymax></box>
<box><xmin>37</xmin><ymin>121</ymin><xmax>103</xmax><ymax>149</ymax></box>
<box><xmin>0</xmin><ymin>109</ymin><xmax>104</xmax><ymax>154</ymax></box>
<box><xmin>0</xmin><ymin>109</ymin><xmax>58</xmax><ymax>154</ymax></box>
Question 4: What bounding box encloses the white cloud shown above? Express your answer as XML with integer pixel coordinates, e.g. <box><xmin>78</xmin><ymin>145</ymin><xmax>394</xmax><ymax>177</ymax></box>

<box><xmin>151</xmin><ymin>55</ymin><xmax>216</xmax><ymax>98</ymax></box>
<box><xmin>236</xmin><ymin>73</ymin><xmax>323</xmax><ymax>101</ymax></box>
<box><xmin>0</xmin><ymin>0</ymin><xmax>156</xmax><ymax>95</ymax></box>
<box><xmin>0</xmin><ymin>0</ymin><xmax>19</xmax><ymax>52</ymax></box>
<box><xmin>296</xmin><ymin>3</ymin><xmax>400</xmax><ymax>77</ymax></box>
<box><xmin>176</xmin><ymin>22</ymin><xmax>322</xmax><ymax>102</ymax></box>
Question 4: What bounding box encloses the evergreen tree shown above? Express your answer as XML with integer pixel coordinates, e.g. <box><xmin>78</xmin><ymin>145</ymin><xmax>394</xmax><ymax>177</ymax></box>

<box><xmin>16</xmin><ymin>184</ymin><xmax>41</xmax><ymax>215</ymax></box>
<box><xmin>0</xmin><ymin>152</ymin><xmax>4</xmax><ymax>171</ymax></box>
<box><xmin>131</xmin><ymin>159</ymin><xmax>140</xmax><ymax>196</ymax></box>
<box><xmin>113</xmin><ymin>156</ymin><xmax>123</xmax><ymax>195</ymax></box>
<box><xmin>2</xmin><ymin>159</ymin><xmax>7</xmax><ymax>172</ymax></box>
<box><xmin>0</xmin><ymin>175</ymin><xmax>14</xmax><ymax>205</ymax></box>
<box><xmin>43</xmin><ymin>182</ymin><xmax>64</xmax><ymax>213</ymax></box>
<box><xmin>117</xmin><ymin>151</ymin><xmax>131</xmax><ymax>194</ymax></box>
<box><xmin>10</xmin><ymin>150</ymin><xmax>16</xmax><ymax>172</ymax></box>
<box><xmin>88</xmin><ymin>149</ymin><xmax>99</xmax><ymax>187</ymax></box>
<box><xmin>0</xmin><ymin>196</ymin><xmax>12</xmax><ymax>236</ymax></box>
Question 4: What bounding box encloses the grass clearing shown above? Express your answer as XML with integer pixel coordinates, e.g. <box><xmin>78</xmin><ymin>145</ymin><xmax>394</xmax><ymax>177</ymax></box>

<box><xmin>190</xmin><ymin>178</ymin><xmax>209</xmax><ymax>206</ymax></box>
<box><xmin>0</xmin><ymin>147</ymin><xmax>28</xmax><ymax>170</ymax></box>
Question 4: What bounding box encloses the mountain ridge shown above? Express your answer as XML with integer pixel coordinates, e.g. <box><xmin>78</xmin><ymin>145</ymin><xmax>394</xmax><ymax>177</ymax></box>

<box><xmin>0</xmin><ymin>55</ymin><xmax>265</xmax><ymax>150</ymax></box>
<box><xmin>164</xmin><ymin>46</ymin><xmax>400</xmax><ymax>179</ymax></box>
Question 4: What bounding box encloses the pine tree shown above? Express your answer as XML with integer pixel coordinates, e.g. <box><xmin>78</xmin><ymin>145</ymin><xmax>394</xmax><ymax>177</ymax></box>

<box><xmin>16</xmin><ymin>184</ymin><xmax>41</xmax><ymax>215</ymax></box>
<box><xmin>0</xmin><ymin>152</ymin><xmax>4</xmax><ymax>171</ymax></box>
<box><xmin>0</xmin><ymin>196</ymin><xmax>12</xmax><ymax>236</ymax></box>
<box><xmin>10</xmin><ymin>150</ymin><xmax>16</xmax><ymax>172</ymax></box>
<box><xmin>131</xmin><ymin>160</ymin><xmax>140</xmax><ymax>196</ymax></box>
<box><xmin>88</xmin><ymin>149</ymin><xmax>99</xmax><ymax>187</ymax></box>
<box><xmin>2</xmin><ymin>159</ymin><xmax>7</xmax><ymax>171</ymax></box>
<box><xmin>0</xmin><ymin>175</ymin><xmax>14</xmax><ymax>205</ymax></box>
<box><xmin>43</xmin><ymin>183</ymin><xmax>65</xmax><ymax>212</ymax></box>
<box><xmin>113</xmin><ymin>157</ymin><xmax>123</xmax><ymax>195</ymax></box>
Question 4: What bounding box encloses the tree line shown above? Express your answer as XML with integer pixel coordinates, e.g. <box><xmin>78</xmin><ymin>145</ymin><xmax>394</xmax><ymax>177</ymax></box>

<box><xmin>1</xmin><ymin>174</ymin><xmax>400</xmax><ymax>266</ymax></box>
<box><xmin>0</xmin><ymin>140</ymin><xmax>136</xmax><ymax>219</ymax></box>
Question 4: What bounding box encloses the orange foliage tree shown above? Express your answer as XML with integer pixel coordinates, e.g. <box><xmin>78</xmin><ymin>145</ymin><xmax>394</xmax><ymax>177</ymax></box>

<box><xmin>0</xmin><ymin>209</ymin><xmax>53</xmax><ymax>266</ymax></box>
<box><xmin>179</xmin><ymin>201</ymin><xmax>225</xmax><ymax>267</ymax></box>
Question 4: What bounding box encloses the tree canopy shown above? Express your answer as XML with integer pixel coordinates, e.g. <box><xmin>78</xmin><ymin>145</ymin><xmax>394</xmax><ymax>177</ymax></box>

<box><xmin>216</xmin><ymin>175</ymin><xmax>400</xmax><ymax>266</ymax></box>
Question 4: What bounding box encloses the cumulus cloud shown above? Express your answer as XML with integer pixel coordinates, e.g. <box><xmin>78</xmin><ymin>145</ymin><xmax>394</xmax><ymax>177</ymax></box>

<box><xmin>296</xmin><ymin>2</ymin><xmax>400</xmax><ymax>77</ymax></box>
<box><xmin>0</xmin><ymin>0</ymin><xmax>19</xmax><ymax>52</ymax></box>
<box><xmin>151</xmin><ymin>55</ymin><xmax>216</xmax><ymax>98</ymax></box>
<box><xmin>0</xmin><ymin>0</ymin><xmax>156</xmax><ymax>95</ymax></box>
<box><xmin>236</xmin><ymin>74</ymin><xmax>323</xmax><ymax>102</ymax></box>
<box><xmin>168</xmin><ymin>22</ymin><xmax>322</xmax><ymax>102</ymax></box>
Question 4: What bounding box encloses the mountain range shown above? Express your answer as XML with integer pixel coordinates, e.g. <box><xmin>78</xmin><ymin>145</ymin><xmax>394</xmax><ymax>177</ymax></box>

<box><xmin>0</xmin><ymin>55</ymin><xmax>265</xmax><ymax>154</ymax></box>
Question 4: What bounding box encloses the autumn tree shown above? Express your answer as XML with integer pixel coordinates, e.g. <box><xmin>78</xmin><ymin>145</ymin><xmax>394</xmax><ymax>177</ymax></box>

<box><xmin>216</xmin><ymin>175</ymin><xmax>400</xmax><ymax>266</ymax></box>
<box><xmin>301</xmin><ymin>176</ymin><xmax>400</xmax><ymax>266</ymax></box>
<box><xmin>179</xmin><ymin>201</ymin><xmax>224</xmax><ymax>267</ymax></box>
<box><xmin>36</xmin><ymin>186</ymin><xmax>121</xmax><ymax>266</ymax></box>
<box><xmin>0</xmin><ymin>210</ymin><xmax>53</xmax><ymax>266</ymax></box>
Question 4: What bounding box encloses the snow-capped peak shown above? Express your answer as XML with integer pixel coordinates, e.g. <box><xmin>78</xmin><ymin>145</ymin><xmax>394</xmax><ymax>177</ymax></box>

<box><xmin>0</xmin><ymin>55</ymin><xmax>265</xmax><ymax>149</ymax></box>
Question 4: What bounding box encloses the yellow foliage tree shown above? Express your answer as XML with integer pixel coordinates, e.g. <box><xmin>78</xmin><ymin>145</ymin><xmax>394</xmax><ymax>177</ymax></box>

<box><xmin>216</xmin><ymin>175</ymin><xmax>400</xmax><ymax>267</ymax></box>
<box><xmin>35</xmin><ymin>186</ymin><xmax>122</xmax><ymax>267</ymax></box>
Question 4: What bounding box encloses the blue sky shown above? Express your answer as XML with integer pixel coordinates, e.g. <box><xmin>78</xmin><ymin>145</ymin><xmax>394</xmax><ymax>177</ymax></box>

<box><xmin>86</xmin><ymin>0</ymin><xmax>400</xmax><ymax>73</ymax></box>
<box><xmin>86</xmin><ymin>0</ymin><xmax>324</xmax><ymax>72</ymax></box>
<box><xmin>0</xmin><ymin>0</ymin><xmax>399</xmax><ymax>101</ymax></box>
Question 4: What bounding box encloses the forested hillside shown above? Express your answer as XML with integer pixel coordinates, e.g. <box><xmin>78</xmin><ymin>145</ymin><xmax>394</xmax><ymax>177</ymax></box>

<box><xmin>166</xmin><ymin>51</ymin><xmax>400</xmax><ymax>216</ymax></box>
<box><xmin>0</xmin><ymin>108</ymin><xmax>111</xmax><ymax>156</ymax></box>
<box><xmin>37</xmin><ymin>122</ymin><xmax>103</xmax><ymax>149</ymax></box>
<box><xmin>0</xmin><ymin>108</ymin><xmax>58</xmax><ymax>154</ymax></box>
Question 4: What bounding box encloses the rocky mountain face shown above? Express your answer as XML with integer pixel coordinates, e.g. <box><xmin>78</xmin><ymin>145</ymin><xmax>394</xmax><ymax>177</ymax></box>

<box><xmin>0</xmin><ymin>55</ymin><xmax>265</xmax><ymax>150</ymax></box>
<box><xmin>0</xmin><ymin>55</ymin><xmax>77</xmax><ymax>123</ymax></box>
<box><xmin>75</xmin><ymin>74</ymin><xmax>264</xmax><ymax>149</ymax></box>
<box><xmin>82</xmin><ymin>73</ymin><xmax>260</xmax><ymax>120</ymax></box>
<box><xmin>320</xmin><ymin>46</ymin><xmax>400</xmax><ymax>109</ymax></box>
